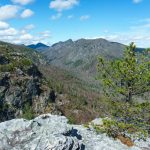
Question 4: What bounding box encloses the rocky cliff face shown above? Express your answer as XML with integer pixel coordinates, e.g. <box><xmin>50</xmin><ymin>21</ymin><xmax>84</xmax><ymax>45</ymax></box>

<box><xmin>0</xmin><ymin>114</ymin><xmax>149</xmax><ymax>150</ymax></box>
<box><xmin>0</xmin><ymin>66</ymin><xmax>53</xmax><ymax>121</ymax></box>
<box><xmin>0</xmin><ymin>41</ymin><xmax>60</xmax><ymax>122</ymax></box>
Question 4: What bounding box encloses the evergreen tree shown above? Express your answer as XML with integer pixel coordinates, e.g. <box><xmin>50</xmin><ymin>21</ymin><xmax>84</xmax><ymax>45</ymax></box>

<box><xmin>97</xmin><ymin>43</ymin><xmax>150</xmax><ymax>102</ymax></box>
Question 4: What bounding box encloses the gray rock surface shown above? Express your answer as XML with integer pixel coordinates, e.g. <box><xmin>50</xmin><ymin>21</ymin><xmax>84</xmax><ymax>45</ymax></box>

<box><xmin>0</xmin><ymin>114</ymin><xmax>149</xmax><ymax>150</ymax></box>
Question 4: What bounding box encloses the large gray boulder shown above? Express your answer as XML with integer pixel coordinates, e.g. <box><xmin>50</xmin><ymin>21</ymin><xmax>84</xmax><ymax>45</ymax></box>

<box><xmin>0</xmin><ymin>114</ymin><xmax>149</xmax><ymax>150</ymax></box>
<box><xmin>0</xmin><ymin>114</ymin><xmax>82</xmax><ymax>150</ymax></box>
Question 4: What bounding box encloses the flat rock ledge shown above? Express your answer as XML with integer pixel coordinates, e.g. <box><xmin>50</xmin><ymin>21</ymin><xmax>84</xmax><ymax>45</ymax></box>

<box><xmin>0</xmin><ymin>114</ymin><xmax>149</xmax><ymax>150</ymax></box>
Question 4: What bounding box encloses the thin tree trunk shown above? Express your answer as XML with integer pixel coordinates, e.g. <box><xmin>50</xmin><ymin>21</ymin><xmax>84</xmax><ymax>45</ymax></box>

<box><xmin>127</xmin><ymin>88</ymin><xmax>132</xmax><ymax>102</ymax></box>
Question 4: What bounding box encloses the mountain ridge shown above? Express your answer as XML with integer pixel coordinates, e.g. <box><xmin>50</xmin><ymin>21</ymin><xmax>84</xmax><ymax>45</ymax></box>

<box><xmin>42</xmin><ymin>38</ymin><xmax>145</xmax><ymax>82</ymax></box>
<box><xmin>0</xmin><ymin>41</ymin><xmax>48</xmax><ymax>65</ymax></box>
<box><xmin>27</xmin><ymin>42</ymin><xmax>49</xmax><ymax>52</ymax></box>
<box><xmin>42</xmin><ymin>38</ymin><xmax>125</xmax><ymax>81</ymax></box>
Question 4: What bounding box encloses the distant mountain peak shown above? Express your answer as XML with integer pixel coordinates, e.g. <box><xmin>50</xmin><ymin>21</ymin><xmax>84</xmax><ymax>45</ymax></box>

<box><xmin>27</xmin><ymin>43</ymin><xmax>49</xmax><ymax>52</ymax></box>
<box><xmin>51</xmin><ymin>39</ymin><xmax>74</xmax><ymax>48</ymax></box>
<box><xmin>36</xmin><ymin>43</ymin><xmax>49</xmax><ymax>47</ymax></box>
<box><xmin>66</xmin><ymin>39</ymin><xmax>73</xmax><ymax>43</ymax></box>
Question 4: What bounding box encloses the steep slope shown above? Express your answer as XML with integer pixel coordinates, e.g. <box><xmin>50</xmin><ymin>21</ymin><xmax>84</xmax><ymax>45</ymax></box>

<box><xmin>39</xmin><ymin>64</ymin><xmax>103</xmax><ymax>123</ymax></box>
<box><xmin>0</xmin><ymin>41</ymin><xmax>60</xmax><ymax>122</ymax></box>
<box><xmin>0</xmin><ymin>41</ymin><xmax>102</xmax><ymax>124</ymax></box>
<box><xmin>27</xmin><ymin>43</ymin><xmax>49</xmax><ymax>52</ymax></box>
<box><xmin>43</xmin><ymin>38</ymin><xmax>125</xmax><ymax>78</ymax></box>
<box><xmin>0</xmin><ymin>41</ymin><xmax>107</xmax><ymax>124</ymax></box>
<box><xmin>0</xmin><ymin>41</ymin><xmax>47</xmax><ymax>65</ymax></box>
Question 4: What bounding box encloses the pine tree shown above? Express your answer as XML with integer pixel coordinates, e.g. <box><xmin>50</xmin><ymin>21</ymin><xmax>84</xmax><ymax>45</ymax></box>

<box><xmin>97</xmin><ymin>43</ymin><xmax>150</xmax><ymax>102</ymax></box>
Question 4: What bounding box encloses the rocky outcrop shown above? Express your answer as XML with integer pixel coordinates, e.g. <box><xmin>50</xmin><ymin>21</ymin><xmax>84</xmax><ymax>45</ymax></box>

<box><xmin>0</xmin><ymin>66</ymin><xmax>61</xmax><ymax>122</ymax></box>
<box><xmin>0</xmin><ymin>114</ymin><xmax>149</xmax><ymax>150</ymax></box>
<box><xmin>0</xmin><ymin>55</ymin><xmax>9</xmax><ymax>65</ymax></box>
<box><xmin>0</xmin><ymin>43</ymin><xmax>60</xmax><ymax>122</ymax></box>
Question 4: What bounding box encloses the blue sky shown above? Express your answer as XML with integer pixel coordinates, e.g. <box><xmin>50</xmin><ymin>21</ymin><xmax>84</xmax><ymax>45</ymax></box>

<box><xmin>0</xmin><ymin>0</ymin><xmax>150</xmax><ymax>47</ymax></box>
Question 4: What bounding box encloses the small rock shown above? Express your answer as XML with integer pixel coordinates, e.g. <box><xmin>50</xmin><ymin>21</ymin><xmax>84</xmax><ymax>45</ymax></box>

<box><xmin>91</xmin><ymin>118</ymin><xmax>103</xmax><ymax>126</ymax></box>
<box><xmin>16</xmin><ymin>68</ymin><xmax>24</xmax><ymax>76</ymax></box>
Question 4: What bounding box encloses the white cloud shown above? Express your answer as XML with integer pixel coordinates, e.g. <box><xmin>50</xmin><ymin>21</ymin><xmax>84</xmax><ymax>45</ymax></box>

<box><xmin>20</xmin><ymin>30</ymin><xmax>27</xmax><ymax>34</ymax></box>
<box><xmin>20</xmin><ymin>33</ymin><xmax>33</xmax><ymax>40</ymax></box>
<box><xmin>39</xmin><ymin>31</ymin><xmax>51</xmax><ymax>38</ymax></box>
<box><xmin>0</xmin><ymin>22</ymin><xmax>51</xmax><ymax>45</ymax></box>
<box><xmin>87</xmin><ymin>17</ymin><xmax>150</xmax><ymax>48</ymax></box>
<box><xmin>50</xmin><ymin>0</ymin><xmax>79</xmax><ymax>12</ymax></box>
<box><xmin>24</xmin><ymin>24</ymin><xmax>35</xmax><ymax>30</ymax></box>
<box><xmin>80</xmin><ymin>15</ymin><xmax>90</xmax><ymax>21</ymax></box>
<box><xmin>0</xmin><ymin>5</ymin><xmax>19</xmax><ymax>20</ymax></box>
<box><xmin>28</xmin><ymin>30</ymin><xmax>52</xmax><ymax>44</ymax></box>
<box><xmin>11</xmin><ymin>0</ymin><xmax>34</xmax><ymax>5</ymax></box>
<box><xmin>0</xmin><ymin>21</ymin><xmax>9</xmax><ymax>29</ymax></box>
<box><xmin>133</xmin><ymin>0</ymin><xmax>142</xmax><ymax>4</ymax></box>
<box><xmin>86</xmin><ymin>17</ymin><xmax>150</xmax><ymax>48</ymax></box>
<box><xmin>96</xmin><ymin>31</ymin><xmax>150</xmax><ymax>48</ymax></box>
<box><xmin>21</xmin><ymin>9</ymin><xmax>34</xmax><ymax>18</ymax></box>
<box><xmin>0</xmin><ymin>27</ymin><xmax>18</xmax><ymax>36</ymax></box>
<box><xmin>19</xmin><ymin>24</ymin><xmax>35</xmax><ymax>36</ymax></box>
<box><xmin>51</xmin><ymin>13</ymin><xmax>62</xmax><ymax>20</ymax></box>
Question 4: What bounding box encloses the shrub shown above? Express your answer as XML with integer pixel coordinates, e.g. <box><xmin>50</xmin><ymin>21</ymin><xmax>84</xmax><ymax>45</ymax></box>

<box><xmin>111</xmin><ymin>101</ymin><xmax>150</xmax><ymax>134</ymax></box>
<box><xmin>93</xmin><ymin>118</ymin><xmax>148</xmax><ymax>141</ymax></box>
<box><xmin>22</xmin><ymin>103</ymin><xmax>34</xmax><ymax>120</ymax></box>
<box><xmin>55</xmin><ymin>82</ymin><xmax>64</xmax><ymax>94</ymax></box>
<box><xmin>20</xmin><ymin>58</ymin><xmax>32</xmax><ymax>67</ymax></box>
<box><xmin>0</xmin><ymin>63</ymin><xmax>15</xmax><ymax>72</ymax></box>
<box><xmin>68</xmin><ymin>115</ymin><xmax>76</xmax><ymax>124</ymax></box>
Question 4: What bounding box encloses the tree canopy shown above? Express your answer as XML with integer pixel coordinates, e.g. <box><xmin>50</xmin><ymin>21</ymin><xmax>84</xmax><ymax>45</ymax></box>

<box><xmin>97</xmin><ymin>43</ymin><xmax>150</xmax><ymax>102</ymax></box>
